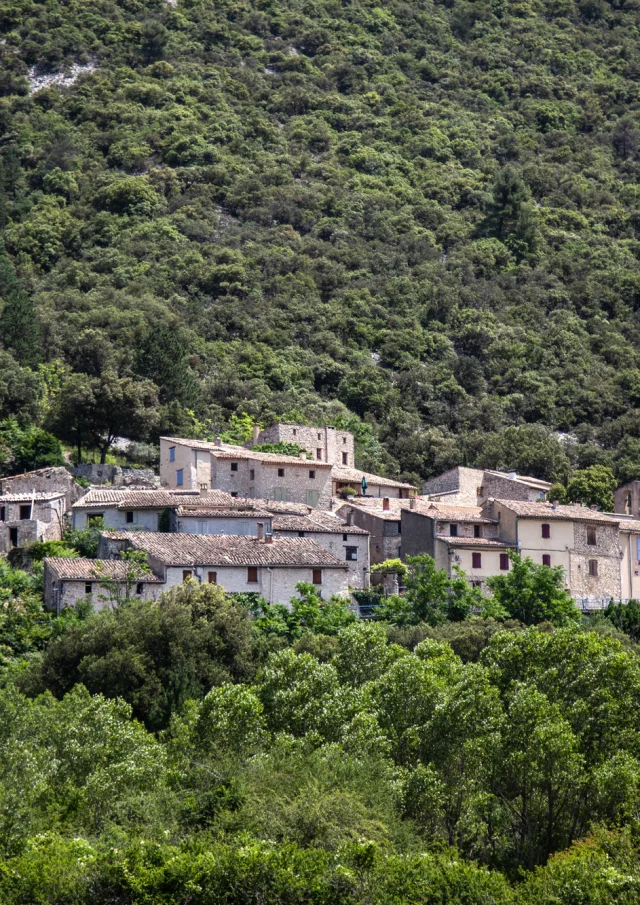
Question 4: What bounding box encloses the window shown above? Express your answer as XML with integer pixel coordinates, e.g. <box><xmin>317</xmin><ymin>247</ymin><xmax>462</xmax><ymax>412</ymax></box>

<box><xmin>169</xmin><ymin>446</ymin><xmax>175</xmax><ymax>462</ymax></box>
<box><xmin>474</xmin><ymin>525</ymin><xmax>482</xmax><ymax>538</ymax></box>
<box><xmin>312</xmin><ymin>568</ymin><xmax>322</xmax><ymax>585</ymax></box>
<box><xmin>298</xmin><ymin>531</ymin><xmax>305</xmax><ymax>537</ymax></box>
<box><xmin>500</xmin><ymin>553</ymin><xmax>509</xmax><ymax>571</ymax></box>
<box><xmin>309</xmin><ymin>469</ymin><xmax>315</xmax><ymax>479</ymax></box>
<box><xmin>88</xmin><ymin>513</ymin><xmax>104</xmax><ymax>526</ymax></box>
<box><xmin>176</xmin><ymin>469</ymin><xmax>183</xmax><ymax>486</ymax></box>
<box><xmin>450</xmin><ymin>523</ymin><xmax>458</xmax><ymax>537</ymax></box>
<box><xmin>293</xmin><ymin>429</ymin><xmax>297</xmax><ymax>436</ymax></box>
<box><xmin>19</xmin><ymin>504</ymin><xmax>31</xmax><ymax>520</ymax></box>
<box><xmin>126</xmin><ymin>511</ymin><xmax>134</xmax><ymax>524</ymax></box>
<box><xmin>541</xmin><ymin>523</ymin><xmax>550</xmax><ymax>539</ymax></box>
<box><xmin>343</xmin><ymin>437</ymin><xmax>347</xmax><ymax>444</ymax></box>
<box><xmin>85</xmin><ymin>582</ymin><xmax>92</xmax><ymax>595</ymax></box>
<box><xmin>317</xmin><ymin>433</ymin><xmax>322</xmax><ymax>440</ymax></box>
<box><xmin>589</xmin><ymin>559</ymin><xmax>598</xmax><ymax>577</ymax></box>
<box><xmin>472</xmin><ymin>552</ymin><xmax>482</xmax><ymax>569</ymax></box>
<box><xmin>0</xmin><ymin>506</ymin><xmax>5</xmax><ymax>522</ymax></box>
<box><xmin>250</xmin><ymin>469</ymin><xmax>255</xmax><ymax>481</ymax></box>
<box><xmin>230</xmin><ymin>492</ymin><xmax>238</xmax><ymax>498</ymax></box>
<box><xmin>274</xmin><ymin>487</ymin><xmax>287</xmax><ymax>501</ymax></box>
<box><xmin>182</xmin><ymin>570</ymin><xmax>192</xmax><ymax>582</ymax></box>
<box><xmin>343</xmin><ymin>533</ymin><xmax>348</xmax><ymax>541</ymax></box>
<box><xmin>316</xmin><ymin>449</ymin><xmax>322</xmax><ymax>460</ymax></box>
<box><xmin>342</xmin><ymin>452</ymin><xmax>348</xmax><ymax>464</ymax></box>
<box><xmin>136</xmin><ymin>582</ymin><xmax>144</xmax><ymax>595</ymax></box>
<box><xmin>587</xmin><ymin>526</ymin><xmax>597</xmax><ymax>546</ymax></box>
<box><xmin>278</xmin><ymin>468</ymin><xmax>285</xmax><ymax>477</ymax></box>
<box><xmin>208</xmin><ymin>572</ymin><xmax>217</xmax><ymax>584</ymax></box>
<box><xmin>9</xmin><ymin>527</ymin><xmax>18</xmax><ymax>547</ymax></box>
<box><xmin>542</xmin><ymin>554</ymin><xmax>551</xmax><ymax>567</ymax></box>
<box><xmin>346</xmin><ymin>546</ymin><xmax>358</xmax><ymax>561</ymax></box>
<box><xmin>248</xmin><ymin>567</ymin><xmax>258</xmax><ymax>583</ymax></box>
<box><xmin>249</xmin><ymin>487</ymin><xmax>255</xmax><ymax>498</ymax></box>
<box><xmin>231</xmin><ymin>462</ymin><xmax>238</xmax><ymax>472</ymax></box>
<box><xmin>477</xmin><ymin>486</ymin><xmax>483</xmax><ymax>496</ymax></box>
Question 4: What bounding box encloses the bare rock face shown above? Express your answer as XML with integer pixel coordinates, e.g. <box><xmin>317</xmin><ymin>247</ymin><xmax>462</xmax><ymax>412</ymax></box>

<box><xmin>28</xmin><ymin>61</ymin><xmax>97</xmax><ymax>93</ymax></box>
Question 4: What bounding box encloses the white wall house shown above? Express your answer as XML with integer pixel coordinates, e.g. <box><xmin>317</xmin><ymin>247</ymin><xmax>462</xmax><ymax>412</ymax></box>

<box><xmin>72</xmin><ymin>488</ymin><xmax>235</xmax><ymax>531</ymax></box>
<box><xmin>271</xmin><ymin>512</ymin><xmax>370</xmax><ymax>588</ymax></box>
<box><xmin>0</xmin><ymin>492</ymin><xmax>68</xmax><ymax>552</ymax></box>
<box><xmin>44</xmin><ymin>557</ymin><xmax>164</xmax><ymax>612</ymax></box>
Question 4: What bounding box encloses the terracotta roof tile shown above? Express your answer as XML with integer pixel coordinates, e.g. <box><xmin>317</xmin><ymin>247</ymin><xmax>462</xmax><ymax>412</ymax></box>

<box><xmin>0</xmin><ymin>492</ymin><xmax>66</xmax><ymax>502</ymax></box>
<box><xmin>44</xmin><ymin>558</ymin><xmax>163</xmax><ymax>581</ymax></box>
<box><xmin>127</xmin><ymin>533</ymin><xmax>348</xmax><ymax>568</ymax></box>
<box><xmin>175</xmin><ymin>507</ymin><xmax>273</xmax><ymax>518</ymax></box>
<box><xmin>73</xmin><ymin>489</ymin><xmax>235</xmax><ymax>510</ymax></box>
<box><xmin>436</xmin><ymin>535</ymin><xmax>515</xmax><ymax>548</ymax></box>
<box><xmin>331</xmin><ymin>466</ymin><xmax>416</xmax><ymax>489</ymax></box>
<box><xmin>617</xmin><ymin>518</ymin><xmax>640</xmax><ymax>533</ymax></box>
<box><xmin>162</xmin><ymin>438</ymin><xmax>332</xmax><ymax>468</ymax></box>
<box><xmin>272</xmin><ymin>514</ymin><xmax>369</xmax><ymax>535</ymax></box>
<box><xmin>490</xmin><ymin>499</ymin><xmax>620</xmax><ymax>523</ymax></box>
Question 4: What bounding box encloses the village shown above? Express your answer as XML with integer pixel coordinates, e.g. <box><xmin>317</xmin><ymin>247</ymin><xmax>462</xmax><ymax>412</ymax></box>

<box><xmin>3</xmin><ymin>421</ymin><xmax>640</xmax><ymax>613</ymax></box>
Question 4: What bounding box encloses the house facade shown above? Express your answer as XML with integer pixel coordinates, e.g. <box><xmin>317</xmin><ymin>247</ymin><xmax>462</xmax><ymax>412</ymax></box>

<box><xmin>422</xmin><ymin>466</ymin><xmax>551</xmax><ymax>505</ymax></box>
<box><xmin>253</xmin><ymin>423</ymin><xmax>355</xmax><ymax>467</ymax></box>
<box><xmin>271</xmin><ymin>512</ymin><xmax>370</xmax><ymax>588</ymax></box>
<box><xmin>483</xmin><ymin>499</ymin><xmax>621</xmax><ymax>601</ymax></box>
<box><xmin>160</xmin><ymin>438</ymin><xmax>333</xmax><ymax>509</ymax></box>
<box><xmin>335</xmin><ymin>498</ymin><xmax>410</xmax><ymax>565</ymax></box>
<box><xmin>72</xmin><ymin>488</ymin><xmax>236</xmax><ymax>531</ymax></box>
<box><xmin>0</xmin><ymin>492</ymin><xmax>68</xmax><ymax>552</ymax></box>
<box><xmin>44</xmin><ymin>557</ymin><xmax>164</xmax><ymax>612</ymax></box>
<box><xmin>331</xmin><ymin>466</ymin><xmax>415</xmax><ymax>499</ymax></box>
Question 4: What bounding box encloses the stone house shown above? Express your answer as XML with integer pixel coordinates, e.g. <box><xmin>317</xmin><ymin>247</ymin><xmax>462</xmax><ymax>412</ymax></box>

<box><xmin>0</xmin><ymin>466</ymin><xmax>85</xmax><ymax>512</ymax></box>
<box><xmin>0</xmin><ymin>492</ymin><xmax>68</xmax><ymax>552</ymax></box>
<box><xmin>113</xmin><ymin>533</ymin><xmax>349</xmax><ymax>604</ymax></box>
<box><xmin>160</xmin><ymin>437</ymin><xmax>333</xmax><ymax>509</ymax></box>
<box><xmin>422</xmin><ymin>466</ymin><xmax>551</xmax><ymax>505</ymax></box>
<box><xmin>271</xmin><ymin>511</ymin><xmax>370</xmax><ymax>588</ymax></box>
<box><xmin>335</xmin><ymin>497</ymin><xmax>414</xmax><ymax>565</ymax></box>
<box><xmin>72</xmin><ymin>488</ymin><xmax>236</xmax><ymax>531</ymax></box>
<box><xmin>616</xmin><ymin>481</ymin><xmax>640</xmax><ymax>518</ymax></box>
<box><xmin>172</xmin><ymin>505</ymin><xmax>274</xmax><ymax>536</ymax></box>
<box><xmin>482</xmin><ymin>499</ymin><xmax>621</xmax><ymax>601</ymax></box>
<box><xmin>252</xmin><ymin>423</ymin><xmax>355</xmax><ymax>467</ymax></box>
<box><xmin>44</xmin><ymin>557</ymin><xmax>164</xmax><ymax>613</ymax></box>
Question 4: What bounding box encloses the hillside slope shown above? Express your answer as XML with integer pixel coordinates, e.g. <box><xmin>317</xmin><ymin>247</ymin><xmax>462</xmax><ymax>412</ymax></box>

<box><xmin>1</xmin><ymin>0</ymin><xmax>640</xmax><ymax>482</ymax></box>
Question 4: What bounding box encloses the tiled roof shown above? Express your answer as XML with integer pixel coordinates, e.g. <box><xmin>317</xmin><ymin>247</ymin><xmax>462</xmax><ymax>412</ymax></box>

<box><xmin>331</xmin><ymin>466</ymin><xmax>416</xmax><ymax>489</ymax></box>
<box><xmin>617</xmin><ymin>518</ymin><xmax>640</xmax><ymax>533</ymax></box>
<box><xmin>436</xmin><ymin>535</ymin><xmax>515</xmax><ymax>548</ymax></box>
<box><xmin>0</xmin><ymin>492</ymin><xmax>66</xmax><ymax>502</ymax></box>
<box><xmin>127</xmin><ymin>533</ymin><xmax>348</xmax><ymax>568</ymax></box>
<box><xmin>161</xmin><ymin>437</ymin><xmax>332</xmax><ymax>468</ymax></box>
<box><xmin>485</xmin><ymin>470</ymin><xmax>552</xmax><ymax>491</ymax></box>
<box><xmin>417</xmin><ymin>503</ymin><xmax>497</xmax><ymax>524</ymax></box>
<box><xmin>272</xmin><ymin>514</ymin><xmax>369</xmax><ymax>535</ymax></box>
<box><xmin>175</xmin><ymin>507</ymin><xmax>273</xmax><ymax>518</ymax></box>
<box><xmin>336</xmin><ymin>500</ymin><xmax>406</xmax><ymax>521</ymax></box>
<box><xmin>490</xmin><ymin>499</ymin><xmax>620</xmax><ymax>523</ymax></box>
<box><xmin>44</xmin><ymin>557</ymin><xmax>164</xmax><ymax>581</ymax></box>
<box><xmin>73</xmin><ymin>489</ymin><xmax>235</xmax><ymax>510</ymax></box>
<box><xmin>234</xmin><ymin>498</ymin><xmax>314</xmax><ymax>515</ymax></box>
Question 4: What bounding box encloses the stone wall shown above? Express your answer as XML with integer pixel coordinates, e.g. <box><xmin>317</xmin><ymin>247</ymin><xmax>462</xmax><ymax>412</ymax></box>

<box><xmin>256</xmin><ymin>423</ymin><xmax>355</xmax><ymax>467</ymax></box>
<box><xmin>569</xmin><ymin>521</ymin><xmax>621</xmax><ymax>599</ymax></box>
<box><xmin>0</xmin><ymin>466</ymin><xmax>84</xmax><ymax>509</ymax></box>
<box><xmin>69</xmin><ymin>464</ymin><xmax>158</xmax><ymax>486</ymax></box>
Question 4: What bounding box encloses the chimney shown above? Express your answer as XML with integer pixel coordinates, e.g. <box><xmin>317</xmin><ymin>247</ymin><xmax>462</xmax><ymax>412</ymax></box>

<box><xmin>257</xmin><ymin>522</ymin><xmax>264</xmax><ymax>541</ymax></box>
<box><xmin>265</xmin><ymin>533</ymin><xmax>273</xmax><ymax>544</ymax></box>
<box><xmin>214</xmin><ymin>436</ymin><xmax>222</xmax><ymax>447</ymax></box>
<box><xmin>508</xmin><ymin>471</ymin><xmax>517</xmax><ymax>480</ymax></box>
<box><xmin>252</xmin><ymin>424</ymin><xmax>260</xmax><ymax>444</ymax></box>
<box><xmin>299</xmin><ymin>451</ymin><xmax>307</xmax><ymax>460</ymax></box>
<box><xmin>346</xmin><ymin>510</ymin><xmax>354</xmax><ymax>526</ymax></box>
<box><xmin>409</xmin><ymin>497</ymin><xmax>416</xmax><ymax>510</ymax></box>
<box><xmin>199</xmin><ymin>483</ymin><xmax>209</xmax><ymax>496</ymax></box>
<box><xmin>552</xmin><ymin>499</ymin><xmax>559</xmax><ymax>509</ymax></box>
<box><xmin>382</xmin><ymin>497</ymin><xmax>390</xmax><ymax>511</ymax></box>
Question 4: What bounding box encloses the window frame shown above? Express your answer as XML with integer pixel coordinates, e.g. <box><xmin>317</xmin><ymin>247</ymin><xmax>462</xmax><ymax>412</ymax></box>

<box><xmin>588</xmin><ymin>559</ymin><xmax>598</xmax><ymax>577</ymax></box>
<box><xmin>277</xmin><ymin>467</ymin><xmax>285</xmax><ymax>477</ymax></box>
<box><xmin>499</xmin><ymin>553</ymin><xmax>509</xmax><ymax>571</ymax></box>
<box><xmin>472</xmin><ymin>551</ymin><xmax>482</xmax><ymax>569</ymax></box>
<box><xmin>208</xmin><ymin>571</ymin><xmax>217</xmax><ymax>584</ymax></box>
<box><xmin>247</xmin><ymin>566</ymin><xmax>258</xmax><ymax>583</ymax></box>
<box><xmin>587</xmin><ymin>526</ymin><xmax>597</xmax><ymax>546</ymax></box>
<box><xmin>542</xmin><ymin>554</ymin><xmax>551</xmax><ymax>567</ymax></box>
<box><xmin>450</xmin><ymin>523</ymin><xmax>458</xmax><ymax>537</ymax></box>
<box><xmin>176</xmin><ymin>469</ymin><xmax>184</xmax><ymax>486</ymax></box>
<box><xmin>312</xmin><ymin>568</ymin><xmax>322</xmax><ymax>585</ymax></box>
<box><xmin>345</xmin><ymin>546</ymin><xmax>358</xmax><ymax>562</ymax></box>
<box><xmin>125</xmin><ymin>511</ymin><xmax>134</xmax><ymax>524</ymax></box>
<box><xmin>230</xmin><ymin>462</ymin><xmax>238</xmax><ymax>472</ymax></box>
<box><xmin>309</xmin><ymin>469</ymin><xmax>315</xmax><ymax>479</ymax></box>
<box><xmin>541</xmin><ymin>523</ymin><xmax>551</xmax><ymax>539</ymax></box>
<box><xmin>169</xmin><ymin>446</ymin><xmax>175</xmax><ymax>462</ymax></box>
<box><xmin>19</xmin><ymin>504</ymin><xmax>32</xmax><ymax>520</ymax></box>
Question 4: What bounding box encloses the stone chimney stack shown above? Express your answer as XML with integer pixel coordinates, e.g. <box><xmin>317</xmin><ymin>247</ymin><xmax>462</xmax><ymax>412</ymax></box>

<box><xmin>265</xmin><ymin>533</ymin><xmax>273</xmax><ymax>544</ymax></box>
<box><xmin>214</xmin><ymin>436</ymin><xmax>222</xmax><ymax>447</ymax></box>
<box><xmin>410</xmin><ymin>497</ymin><xmax>416</xmax><ymax>510</ymax></box>
<box><xmin>299</xmin><ymin>451</ymin><xmax>307</xmax><ymax>460</ymax></box>
<box><xmin>257</xmin><ymin>522</ymin><xmax>264</xmax><ymax>541</ymax></box>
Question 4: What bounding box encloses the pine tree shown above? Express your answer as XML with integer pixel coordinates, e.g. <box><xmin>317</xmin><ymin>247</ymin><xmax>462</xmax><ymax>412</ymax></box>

<box><xmin>135</xmin><ymin>323</ymin><xmax>198</xmax><ymax>405</ymax></box>
<box><xmin>0</xmin><ymin>245</ymin><xmax>41</xmax><ymax>366</ymax></box>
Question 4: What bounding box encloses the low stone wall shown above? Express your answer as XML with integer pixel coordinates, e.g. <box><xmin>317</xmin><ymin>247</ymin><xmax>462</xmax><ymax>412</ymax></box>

<box><xmin>69</xmin><ymin>465</ymin><xmax>158</xmax><ymax>486</ymax></box>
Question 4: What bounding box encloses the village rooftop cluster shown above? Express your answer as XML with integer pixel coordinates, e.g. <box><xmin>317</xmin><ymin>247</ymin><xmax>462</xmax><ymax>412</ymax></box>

<box><xmin>3</xmin><ymin>423</ymin><xmax>640</xmax><ymax>612</ymax></box>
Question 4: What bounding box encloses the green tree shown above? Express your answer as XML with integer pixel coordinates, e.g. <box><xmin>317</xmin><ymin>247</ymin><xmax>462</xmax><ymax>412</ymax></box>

<box><xmin>486</xmin><ymin>553</ymin><xmax>579</xmax><ymax>626</ymax></box>
<box><xmin>377</xmin><ymin>555</ymin><xmax>480</xmax><ymax>626</ymax></box>
<box><xmin>566</xmin><ymin>465</ymin><xmax>617</xmax><ymax>512</ymax></box>
<box><xmin>0</xmin><ymin>245</ymin><xmax>40</xmax><ymax>366</ymax></box>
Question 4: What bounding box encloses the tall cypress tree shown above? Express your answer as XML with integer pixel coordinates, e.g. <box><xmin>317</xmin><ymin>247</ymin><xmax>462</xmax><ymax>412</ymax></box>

<box><xmin>0</xmin><ymin>245</ymin><xmax>41</xmax><ymax>366</ymax></box>
<box><xmin>136</xmin><ymin>323</ymin><xmax>198</xmax><ymax>405</ymax></box>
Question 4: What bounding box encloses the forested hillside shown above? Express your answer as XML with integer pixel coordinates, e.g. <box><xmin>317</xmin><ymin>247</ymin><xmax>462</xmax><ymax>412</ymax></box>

<box><xmin>1</xmin><ymin>0</ymin><xmax>640</xmax><ymax>480</ymax></box>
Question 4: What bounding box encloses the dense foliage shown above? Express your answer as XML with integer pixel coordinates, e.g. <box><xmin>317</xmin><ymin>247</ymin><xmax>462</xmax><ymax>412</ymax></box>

<box><xmin>1</xmin><ymin>0</ymin><xmax>640</xmax><ymax>479</ymax></box>
<box><xmin>1</xmin><ymin>575</ymin><xmax>640</xmax><ymax>901</ymax></box>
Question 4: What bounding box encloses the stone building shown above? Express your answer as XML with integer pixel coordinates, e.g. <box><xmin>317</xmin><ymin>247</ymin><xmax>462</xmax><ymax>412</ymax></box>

<box><xmin>72</xmin><ymin>488</ymin><xmax>236</xmax><ymax>530</ymax></box>
<box><xmin>44</xmin><ymin>557</ymin><xmax>164</xmax><ymax>613</ymax></box>
<box><xmin>271</xmin><ymin>511</ymin><xmax>370</xmax><ymax>588</ymax></box>
<box><xmin>422</xmin><ymin>466</ymin><xmax>551</xmax><ymax>505</ymax></box>
<box><xmin>0</xmin><ymin>466</ymin><xmax>85</xmax><ymax>512</ymax></box>
<box><xmin>482</xmin><ymin>499</ymin><xmax>621</xmax><ymax>601</ymax></box>
<box><xmin>335</xmin><ymin>497</ymin><xmax>413</xmax><ymax>565</ymax></box>
<box><xmin>252</xmin><ymin>423</ymin><xmax>355</xmax><ymax>467</ymax></box>
<box><xmin>160</xmin><ymin>437</ymin><xmax>333</xmax><ymax>509</ymax></box>
<box><xmin>0</xmin><ymin>491</ymin><xmax>68</xmax><ymax>552</ymax></box>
